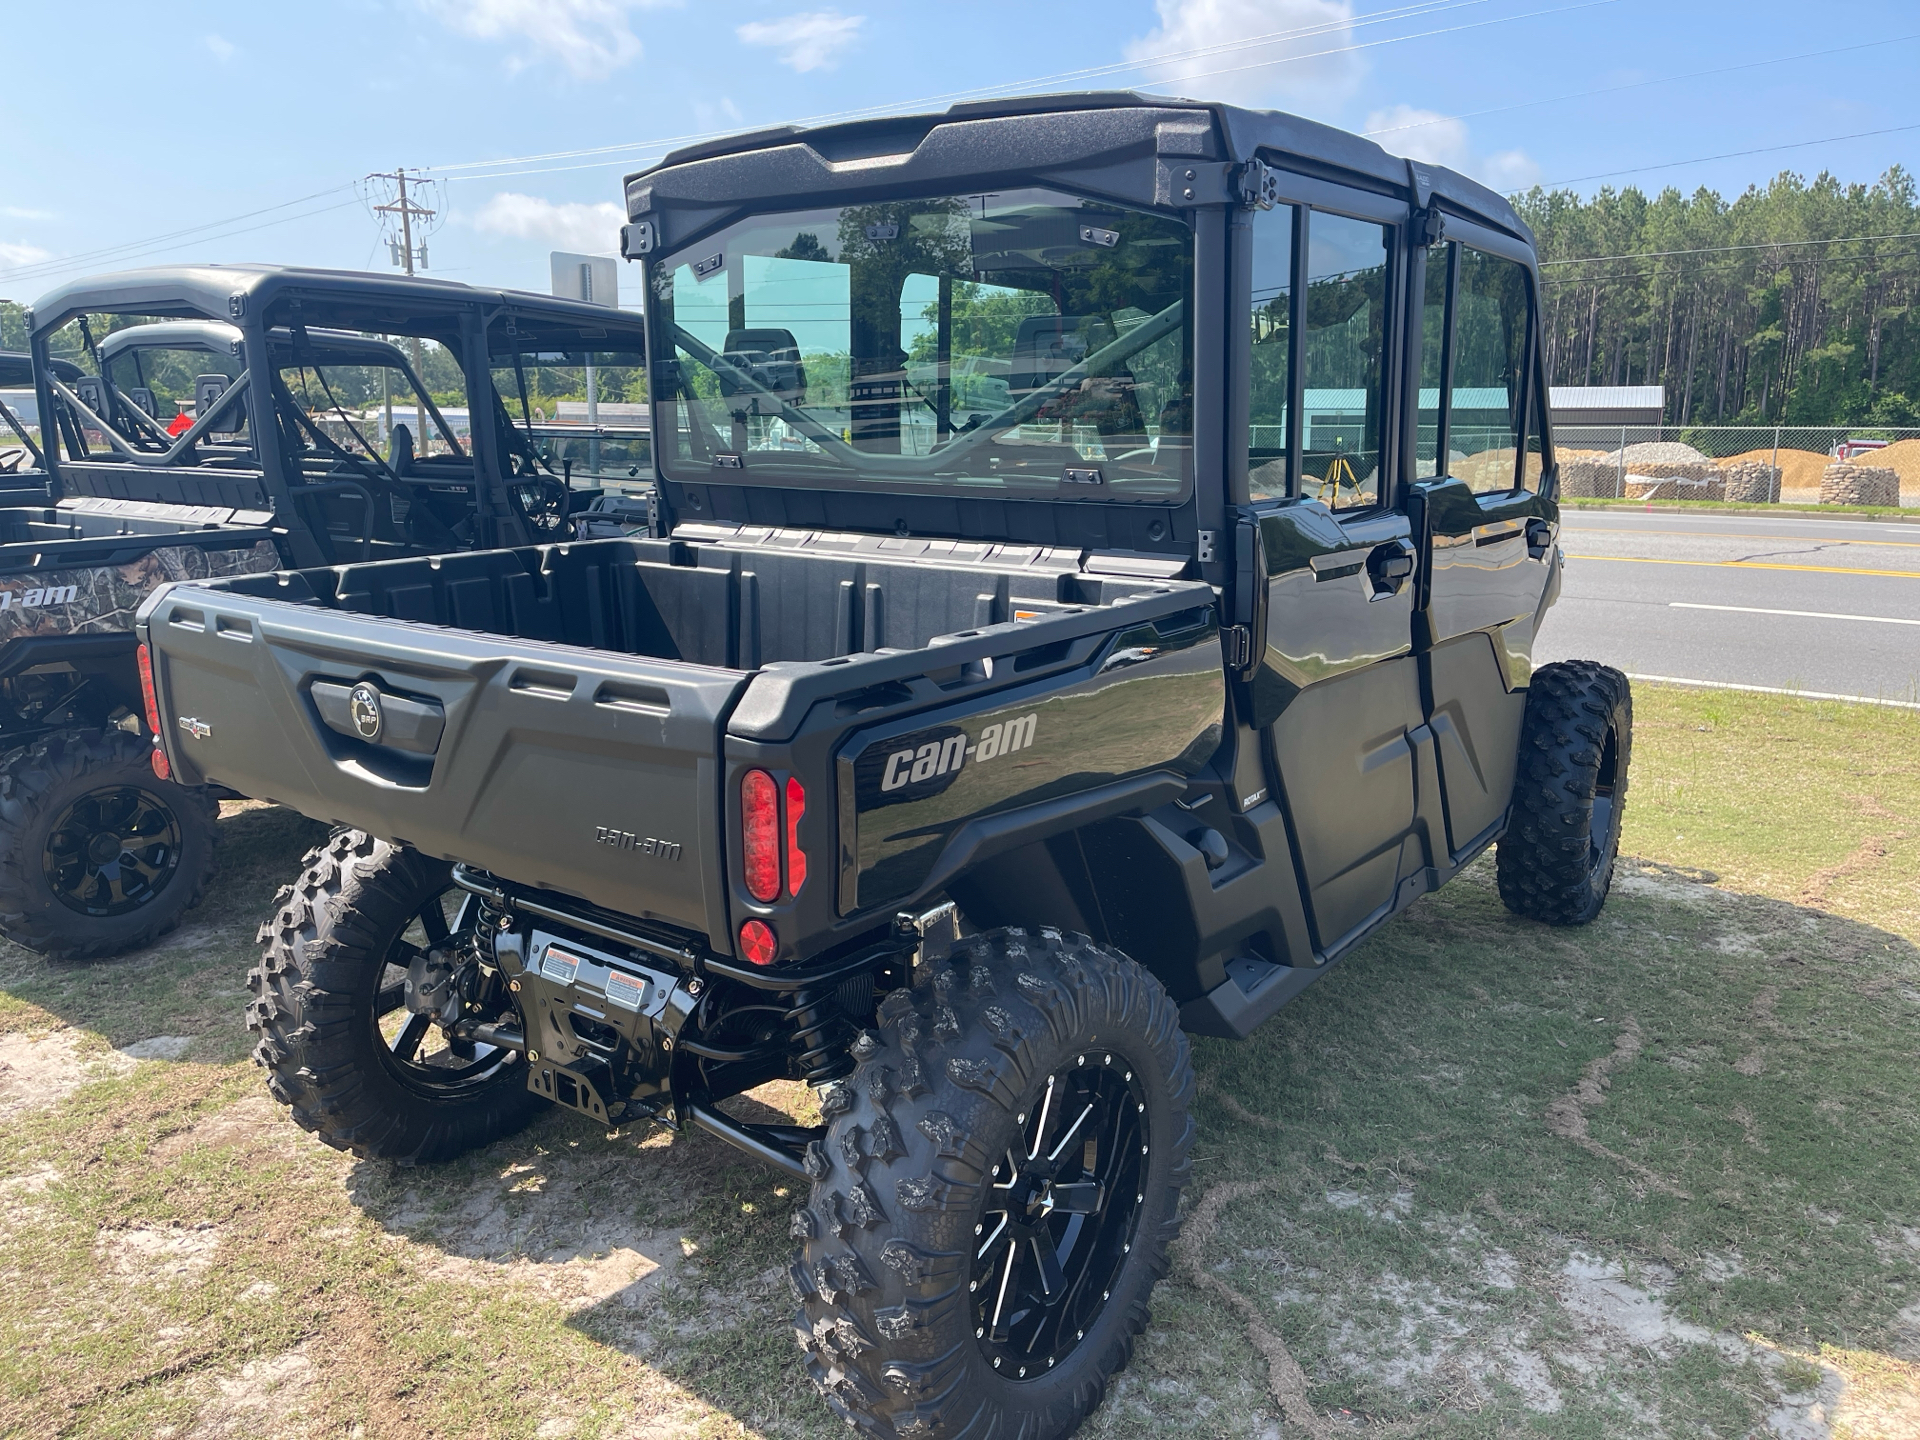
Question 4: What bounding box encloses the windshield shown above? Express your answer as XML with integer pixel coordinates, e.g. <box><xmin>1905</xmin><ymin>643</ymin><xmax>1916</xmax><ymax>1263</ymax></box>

<box><xmin>279</xmin><ymin>344</ymin><xmax>465</xmax><ymax>462</ymax></box>
<box><xmin>649</xmin><ymin>187</ymin><xmax>1193</xmax><ymax>500</ymax></box>
<box><xmin>490</xmin><ymin>344</ymin><xmax>650</xmax><ymax>494</ymax></box>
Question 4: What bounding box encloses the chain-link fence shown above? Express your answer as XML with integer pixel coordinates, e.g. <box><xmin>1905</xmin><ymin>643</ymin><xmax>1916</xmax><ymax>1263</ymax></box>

<box><xmin>1553</xmin><ymin>424</ymin><xmax>1920</xmax><ymax>507</ymax></box>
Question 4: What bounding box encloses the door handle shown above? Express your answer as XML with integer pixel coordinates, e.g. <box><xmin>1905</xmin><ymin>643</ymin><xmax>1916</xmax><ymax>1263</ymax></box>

<box><xmin>1366</xmin><ymin>540</ymin><xmax>1415</xmax><ymax>597</ymax></box>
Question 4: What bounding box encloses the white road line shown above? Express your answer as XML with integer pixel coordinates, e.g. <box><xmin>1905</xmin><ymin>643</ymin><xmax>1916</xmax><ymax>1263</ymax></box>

<box><xmin>1626</xmin><ymin>674</ymin><xmax>1920</xmax><ymax>710</ymax></box>
<box><xmin>1670</xmin><ymin>602</ymin><xmax>1920</xmax><ymax>626</ymax></box>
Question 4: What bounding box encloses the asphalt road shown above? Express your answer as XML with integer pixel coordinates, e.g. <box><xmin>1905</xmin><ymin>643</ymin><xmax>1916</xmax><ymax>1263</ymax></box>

<box><xmin>1531</xmin><ymin>510</ymin><xmax>1920</xmax><ymax>706</ymax></box>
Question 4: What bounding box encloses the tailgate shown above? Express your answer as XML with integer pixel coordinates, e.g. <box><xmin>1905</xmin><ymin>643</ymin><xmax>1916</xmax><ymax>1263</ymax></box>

<box><xmin>137</xmin><ymin>582</ymin><xmax>746</xmax><ymax>944</ymax></box>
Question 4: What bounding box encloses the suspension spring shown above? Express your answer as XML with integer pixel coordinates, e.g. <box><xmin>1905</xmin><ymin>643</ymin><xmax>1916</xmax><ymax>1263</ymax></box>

<box><xmin>788</xmin><ymin>983</ymin><xmax>854</xmax><ymax>1085</ymax></box>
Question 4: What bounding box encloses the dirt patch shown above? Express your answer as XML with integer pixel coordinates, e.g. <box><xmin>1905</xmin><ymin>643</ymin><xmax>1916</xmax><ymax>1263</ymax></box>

<box><xmin>0</xmin><ymin>1029</ymin><xmax>134</xmax><ymax>1117</ymax></box>
<box><xmin>378</xmin><ymin>1140</ymin><xmax>684</xmax><ymax>1311</ymax></box>
<box><xmin>153</xmin><ymin>1094</ymin><xmax>296</xmax><ymax>1162</ymax></box>
<box><xmin>1545</xmin><ymin>1018</ymin><xmax>1691</xmax><ymax>1198</ymax></box>
<box><xmin>1798</xmin><ymin>830</ymin><xmax>1907</xmax><ymax>909</ymax></box>
<box><xmin>184</xmin><ymin>1349</ymin><xmax>317</xmax><ymax>1439</ymax></box>
<box><xmin>96</xmin><ymin>1222</ymin><xmax>222</xmax><ymax>1279</ymax></box>
<box><xmin>1173</xmin><ymin>1178</ymin><xmax>1329</xmax><ymax>1439</ymax></box>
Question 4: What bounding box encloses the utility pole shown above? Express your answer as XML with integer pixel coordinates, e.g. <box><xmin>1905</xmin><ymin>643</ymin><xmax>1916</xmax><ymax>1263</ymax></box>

<box><xmin>369</xmin><ymin>166</ymin><xmax>435</xmax><ymax>454</ymax></box>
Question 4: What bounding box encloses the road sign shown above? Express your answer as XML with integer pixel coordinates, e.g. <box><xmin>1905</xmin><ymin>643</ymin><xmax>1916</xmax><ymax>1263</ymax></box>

<box><xmin>551</xmin><ymin>252</ymin><xmax>618</xmax><ymax>309</ymax></box>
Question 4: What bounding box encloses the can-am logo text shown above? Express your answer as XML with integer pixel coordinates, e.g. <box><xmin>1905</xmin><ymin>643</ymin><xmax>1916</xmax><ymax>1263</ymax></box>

<box><xmin>880</xmin><ymin>713</ymin><xmax>1037</xmax><ymax>792</ymax></box>
<box><xmin>0</xmin><ymin>585</ymin><xmax>78</xmax><ymax>611</ymax></box>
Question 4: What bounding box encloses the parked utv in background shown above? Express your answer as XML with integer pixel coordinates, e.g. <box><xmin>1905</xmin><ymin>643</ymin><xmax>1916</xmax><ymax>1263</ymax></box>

<box><xmin>139</xmin><ymin>95</ymin><xmax>1629</xmax><ymax>1440</ymax></box>
<box><xmin>0</xmin><ymin>350</ymin><xmax>76</xmax><ymax>491</ymax></box>
<box><xmin>1</xmin><ymin>267</ymin><xmax>647</xmax><ymax>958</ymax></box>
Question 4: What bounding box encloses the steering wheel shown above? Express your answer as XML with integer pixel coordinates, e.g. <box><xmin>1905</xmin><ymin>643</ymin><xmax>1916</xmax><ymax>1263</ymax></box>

<box><xmin>514</xmin><ymin>476</ymin><xmax>570</xmax><ymax>535</ymax></box>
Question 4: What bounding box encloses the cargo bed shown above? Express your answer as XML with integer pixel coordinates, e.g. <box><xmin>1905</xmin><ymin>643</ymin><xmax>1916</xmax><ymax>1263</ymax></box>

<box><xmin>138</xmin><ymin>530</ymin><xmax>1222</xmax><ymax>952</ymax></box>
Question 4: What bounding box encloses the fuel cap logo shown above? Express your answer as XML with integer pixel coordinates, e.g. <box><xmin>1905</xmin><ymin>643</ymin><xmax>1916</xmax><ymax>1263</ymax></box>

<box><xmin>348</xmin><ymin>683</ymin><xmax>383</xmax><ymax>741</ymax></box>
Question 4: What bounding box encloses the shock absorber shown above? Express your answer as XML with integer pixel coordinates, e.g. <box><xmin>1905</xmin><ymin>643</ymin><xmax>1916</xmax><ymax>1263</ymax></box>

<box><xmin>787</xmin><ymin>981</ymin><xmax>855</xmax><ymax>1085</ymax></box>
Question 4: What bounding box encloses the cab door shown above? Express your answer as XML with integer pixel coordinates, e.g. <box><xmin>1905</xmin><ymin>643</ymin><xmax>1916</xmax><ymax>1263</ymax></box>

<box><xmin>1407</xmin><ymin>229</ymin><xmax>1559</xmax><ymax>859</ymax></box>
<box><xmin>1239</xmin><ymin>193</ymin><xmax>1425</xmax><ymax>955</ymax></box>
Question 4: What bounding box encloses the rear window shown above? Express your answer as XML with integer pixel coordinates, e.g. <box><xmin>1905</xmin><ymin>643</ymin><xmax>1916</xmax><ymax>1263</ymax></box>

<box><xmin>648</xmin><ymin>186</ymin><xmax>1194</xmax><ymax>503</ymax></box>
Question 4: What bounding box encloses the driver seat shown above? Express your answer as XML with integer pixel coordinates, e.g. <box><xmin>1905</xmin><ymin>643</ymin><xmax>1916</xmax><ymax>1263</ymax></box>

<box><xmin>387</xmin><ymin>423</ymin><xmax>415</xmax><ymax>478</ymax></box>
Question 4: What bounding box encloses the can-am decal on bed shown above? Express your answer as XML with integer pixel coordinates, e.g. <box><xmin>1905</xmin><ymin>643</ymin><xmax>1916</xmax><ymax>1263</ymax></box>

<box><xmin>877</xmin><ymin>712</ymin><xmax>1038</xmax><ymax>793</ymax></box>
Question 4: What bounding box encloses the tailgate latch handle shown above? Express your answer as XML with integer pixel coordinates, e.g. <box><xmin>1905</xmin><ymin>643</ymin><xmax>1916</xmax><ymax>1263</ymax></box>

<box><xmin>311</xmin><ymin>680</ymin><xmax>445</xmax><ymax>756</ymax></box>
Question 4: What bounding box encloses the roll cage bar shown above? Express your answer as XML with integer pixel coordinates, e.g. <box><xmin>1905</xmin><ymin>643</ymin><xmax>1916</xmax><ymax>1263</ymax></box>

<box><xmin>25</xmin><ymin>266</ymin><xmax>646</xmax><ymax>565</ymax></box>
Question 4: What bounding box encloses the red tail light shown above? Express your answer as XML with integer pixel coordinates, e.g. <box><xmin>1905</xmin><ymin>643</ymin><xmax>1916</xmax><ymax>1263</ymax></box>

<box><xmin>785</xmin><ymin>776</ymin><xmax>807</xmax><ymax>896</ymax></box>
<box><xmin>137</xmin><ymin>644</ymin><xmax>170</xmax><ymax>780</ymax></box>
<box><xmin>741</xmin><ymin>769</ymin><xmax>780</xmax><ymax>902</ymax></box>
<box><xmin>739</xmin><ymin>918</ymin><xmax>777</xmax><ymax>966</ymax></box>
<box><xmin>137</xmin><ymin>643</ymin><xmax>161</xmax><ymax>731</ymax></box>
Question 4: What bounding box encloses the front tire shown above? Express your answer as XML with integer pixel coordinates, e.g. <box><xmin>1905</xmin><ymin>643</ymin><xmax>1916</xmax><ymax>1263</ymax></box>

<box><xmin>247</xmin><ymin>830</ymin><xmax>545</xmax><ymax>1163</ymax></box>
<box><xmin>1497</xmin><ymin>661</ymin><xmax>1632</xmax><ymax>926</ymax></box>
<box><xmin>0</xmin><ymin>728</ymin><xmax>217</xmax><ymax>959</ymax></box>
<box><xmin>793</xmin><ymin>927</ymin><xmax>1195</xmax><ymax>1439</ymax></box>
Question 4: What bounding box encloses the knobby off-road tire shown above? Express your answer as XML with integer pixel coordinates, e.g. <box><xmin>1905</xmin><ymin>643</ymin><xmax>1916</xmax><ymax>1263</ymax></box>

<box><xmin>247</xmin><ymin>830</ymin><xmax>544</xmax><ymax>1164</ymax></box>
<box><xmin>794</xmin><ymin>927</ymin><xmax>1196</xmax><ymax>1440</ymax></box>
<box><xmin>0</xmin><ymin>727</ymin><xmax>217</xmax><ymax>959</ymax></box>
<box><xmin>1497</xmin><ymin>660</ymin><xmax>1633</xmax><ymax>926</ymax></box>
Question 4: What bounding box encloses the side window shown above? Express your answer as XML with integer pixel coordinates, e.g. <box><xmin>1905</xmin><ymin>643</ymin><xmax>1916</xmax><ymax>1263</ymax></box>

<box><xmin>1523</xmin><ymin>346</ymin><xmax>1551</xmax><ymax>490</ymax></box>
<box><xmin>1247</xmin><ymin>203</ymin><xmax>1294</xmax><ymax>499</ymax></box>
<box><xmin>1451</xmin><ymin>247</ymin><xmax>1531</xmax><ymax>493</ymax></box>
<box><xmin>1415</xmin><ymin>245</ymin><xmax>1448</xmax><ymax>479</ymax></box>
<box><xmin>1302</xmin><ymin>213</ymin><xmax>1389</xmax><ymax>512</ymax></box>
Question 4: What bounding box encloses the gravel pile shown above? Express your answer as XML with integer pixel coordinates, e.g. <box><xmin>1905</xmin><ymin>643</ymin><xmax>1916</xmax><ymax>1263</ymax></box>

<box><xmin>1602</xmin><ymin>441</ymin><xmax>1710</xmax><ymax>467</ymax></box>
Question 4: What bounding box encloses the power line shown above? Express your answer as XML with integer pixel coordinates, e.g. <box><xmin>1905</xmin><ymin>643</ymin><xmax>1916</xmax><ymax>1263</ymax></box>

<box><xmin>418</xmin><ymin>0</ymin><xmax>1500</xmax><ymax>178</ymax></box>
<box><xmin>1536</xmin><ymin>121</ymin><xmax>1920</xmax><ymax>189</ymax></box>
<box><xmin>1365</xmin><ymin>32</ymin><xmax>1920</xmax><ymax>140</ymax></box>
<box><xmin>429</xmin><ymin>0</ymin><xmax>1622</xmax><ymax>185</ymax></box>
<box><xmin>0</xmin><ymin>186</ymin><xmax>358</xmax><ymax>287</ymax></box>
<box><xmin>4</xmin><ymin>1</ymin><xmax>1510</xmax><ymax>287</ymax></box>
<box><xmin>1542</xmin><ymin>230</ymin><xmax>1920</xmax><ymax>266</ymax></box>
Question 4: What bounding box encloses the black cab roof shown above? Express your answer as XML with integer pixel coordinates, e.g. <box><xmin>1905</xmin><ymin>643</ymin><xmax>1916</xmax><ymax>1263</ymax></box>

<box><xmin>29</xmin><ymin>266</ymin><xmax>644</xmax><ymax>356</ymax></box>
<box><xmin>625</xmin><ymin>90</ymin><xmax>1526</xmax><ymax>244</ymax></box>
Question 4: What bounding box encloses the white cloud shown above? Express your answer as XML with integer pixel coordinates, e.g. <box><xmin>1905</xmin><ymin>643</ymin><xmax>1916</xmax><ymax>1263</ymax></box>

<box><xmin>1124</xmin><ymin>0</ymin><xmax>1360</xmax><ymax>108</ymax></box>
<box><xmin>693</xmin><ymin>95</ymin><xmax>745</xmax><ymax>133</ymax></box>
<box><xmin>736</xmin><ymin>10</ymin><xmax>863</xmax><ymax>72</ymax></box>
<box><xmin>472</xmin><ymin>192</ymin><xmax>626</xmax><ymax>254</ymax></box>
<box><xmin>422</xmin><ymin>0</ymin><xmax>673</xmax><ymax>80</ymax></box>
<box><xmin>0</xmin><ymin>241</ymin><xmax>52</xmax><ymax>269</ymax></box>
<box><xmin>204</xmin><ymin>33</ymin><xmax>238</xmax><ymax>62</ymax></box>
<box><xmin>1363</xmin><ymin>104</ymin><xmax>1540</xmax><ymax>193</ymax></box>
<box><xmin>1</xmin><ymin>207</ymin><xmax>54</xmax><ymax>222</ymax></box>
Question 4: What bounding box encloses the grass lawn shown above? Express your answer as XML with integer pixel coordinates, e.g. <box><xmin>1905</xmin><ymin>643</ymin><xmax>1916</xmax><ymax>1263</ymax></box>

<box><xmin>0</xmin><ymin>682</ymin><xmax>1915</xmax><ymax>1438</ymax></box>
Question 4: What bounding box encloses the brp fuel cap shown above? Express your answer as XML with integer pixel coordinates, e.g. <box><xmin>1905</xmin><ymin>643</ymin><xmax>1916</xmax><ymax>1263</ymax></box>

<box><xmin>348</xmin><ymin>683</ymin><xmax>383</xmax><ymax>741</ymax></box>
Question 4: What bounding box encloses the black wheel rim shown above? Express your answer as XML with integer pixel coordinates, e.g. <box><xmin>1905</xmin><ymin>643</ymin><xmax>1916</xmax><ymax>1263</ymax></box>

<box><xmin>1590</xmin><ymin>725</ymin><xmax>1622</xmax><ymax>864</ymax></box>
<box><xmin>970</xmin><ymin>1051</ymin><xmax>1148</xmax><ymax>1380</ymax></box>
<box><xmin>43</xmin><ymin>784</ymin><xmax>184</xmax><ymax>918</ymax></box>
<box><xmin>372</xmin><ymin>884</ymin><xmax>518</xmax><ymax>1095</ymax></box>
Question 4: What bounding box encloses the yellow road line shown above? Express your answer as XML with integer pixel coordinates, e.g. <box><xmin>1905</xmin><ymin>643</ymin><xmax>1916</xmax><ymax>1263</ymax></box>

<box><xmin>1564</xmin><ymin>554</ymin><xmax>1920</xmax><ymax>579</ymax></box>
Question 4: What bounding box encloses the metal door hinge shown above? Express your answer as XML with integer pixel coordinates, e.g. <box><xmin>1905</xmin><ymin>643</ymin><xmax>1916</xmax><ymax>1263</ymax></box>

<box><xmin>1234</xmin><ymin>159</ymin><xmax>1280</xmax><ymax>211</ymax></box>
<box><xmin>1197</xmin><ymin>529</ymin><xmax>1218</xmax><ymax>564</ymax></box>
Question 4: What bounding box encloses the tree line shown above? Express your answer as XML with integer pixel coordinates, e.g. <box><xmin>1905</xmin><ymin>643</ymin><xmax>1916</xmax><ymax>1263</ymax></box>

<box><xmin>1514</xmin><ymin>166</ymin><xmax>1920</xmax><ymax>427</ymax></box>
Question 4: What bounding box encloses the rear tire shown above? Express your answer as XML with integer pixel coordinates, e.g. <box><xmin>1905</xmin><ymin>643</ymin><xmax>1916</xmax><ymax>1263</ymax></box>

<box><xmin>793</xmin><ymin>927</ymin><xmax>1195</xmax><ymax>1439</ymax></box>
<box><xmin>0</xmin><ymin>727</ymin><xmax>217</xmax><ymax>959</ymax></box>
<box><xmin>247</xmin><ymin>830</ymin><xmax>544</xmax><ymax>1163</ymax></box>
<box><xmin>1497</xmin><ymin>661</ymin><xmax>1632</xmax><ymax>926</ymax></box>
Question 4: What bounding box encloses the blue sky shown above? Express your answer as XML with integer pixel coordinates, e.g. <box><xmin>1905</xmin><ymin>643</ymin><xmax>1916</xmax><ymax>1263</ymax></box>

<box><xmin>2</xmin><ymin>0</ymin><xmax>1916</xmax><ymax>307</ymax></box>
